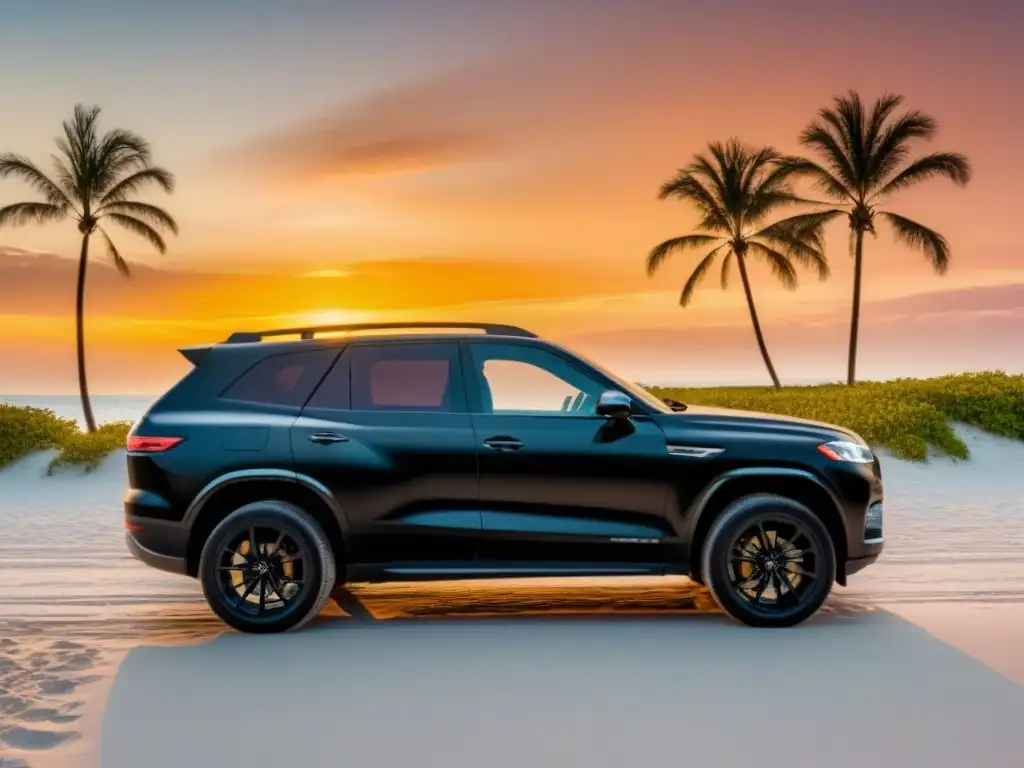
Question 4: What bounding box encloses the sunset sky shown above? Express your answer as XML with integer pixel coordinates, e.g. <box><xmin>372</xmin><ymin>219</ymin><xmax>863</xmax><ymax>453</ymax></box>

<box><xmin>1</xmin><ymin>0</ymin><xmax>1022</xmax><ymax>393</ymax></box>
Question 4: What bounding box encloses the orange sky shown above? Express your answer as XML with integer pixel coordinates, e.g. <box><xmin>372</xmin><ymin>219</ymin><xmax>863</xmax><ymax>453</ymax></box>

<box><xmin>1</xmin><ymin>1</ymin><xmax>1022</xmax><ymax>393</ymax></box>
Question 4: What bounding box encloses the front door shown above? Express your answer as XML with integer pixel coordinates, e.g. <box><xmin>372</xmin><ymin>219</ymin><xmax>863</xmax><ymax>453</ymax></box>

<box><xmin>292</xmin><ymin>340</ymin><xmax>480</xmax><ymax>572</ymax></box>
<box><xmin>462</xmin><ymin>340</ymin><xmax>676</xmax><ymax>573</ymax></box>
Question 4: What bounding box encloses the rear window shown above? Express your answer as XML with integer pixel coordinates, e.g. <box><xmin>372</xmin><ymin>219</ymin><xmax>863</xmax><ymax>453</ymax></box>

<box><xmin>349</xmin><ymin>343</ymin><xmax>460</xmax><ymax>411</ymax></box>
<box><xmin>221</xmin><ymin>349</ymin><xmax>339</xmax><ymax>407</ymax></box>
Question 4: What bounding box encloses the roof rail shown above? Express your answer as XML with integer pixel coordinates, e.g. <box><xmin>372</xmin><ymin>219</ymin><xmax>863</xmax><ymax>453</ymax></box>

<box><xmin>224</xmin><ymin>321</ymin><xmax>538</xmax><ymax>344</ymax></box>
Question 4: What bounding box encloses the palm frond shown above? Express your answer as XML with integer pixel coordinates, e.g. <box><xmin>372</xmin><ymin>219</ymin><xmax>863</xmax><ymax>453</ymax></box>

<box><xmin>99</xmin><ymin>167</ymin><xmax>175</xmax><ymax>204</ymax></box>
<box><xmin>746</xmin><ymin>242</ymin><xmax>798</xmax><ymax>290</ymax></box>
<box><xmin>106</xmin><ymin>212</ymin><xmax>167</xmax><ymax>253</ymax></box>
<box><xmin>679</xmin><ymin>244</ymin><xmax>728</xmax><ymax>307</ymax></box>
<box><xmin>875</xmin><ymin>152</ymin><xmax>972</xmax><ymax>197</ymax></box>
<box><xmin>696</xmin><ymin>141</ymin><xmax>738</xmax><ymax>212</ymax></box>
<box><xmin>0</xmin><ymin>202</ymin><xmax>68</xmax><ymax>228</ymax></box>
<box><xmin>744</xmin><ymin>190</ymin><xmax>807</xmax><ymax>223</ymax></box>
<box><xmin>98</xmin><ymin>200</ymin><xmax>178</xmax><ymax>234</ymax></box>
<box><xmin>99</xmin><ymin>228</ymin><xmax>131</xmax><ymax>277</ymax></box>
<box><xmin>867</xmin><ymin>111</ymin><xmax>936</xmax><ymax>188</ymax></box>
<box><xmin>0</xmin><ymin>154</ymin><xmax>75</xmax><ymax>208</ymax></box>
<box><xmin>880</xmin><ymin>211</ymin><xmax>950</xmax><ymax>274</ymax></box>
<box><xmin>720</xmin><ymin>249</ymin><xmax>733</xmax><ymax>289</ymax></box>
<box><xmin>739</xmin><ymin>145</ymin><xmax>780</xmax><ymax>199</ymax></box>
<box><xmin>659</xmin><ymin>174</ymin><xmax>729</xmax><ymax>230</ymax></box>
<box><xmin>774</xmin><ymin>156</ymin><xmax>853</xmax><ymax>202</ymax></box>
<box><xmin>646</xmin><ymin>234</ymin><xmax>723</xmax><ymax>276</ymax></box>
<box><xmin>94</xmin><ymin>129</ymin><xmax>153</xmax><ymax>195</ymax></box>
<box><xmin>752</xmin><ymin>210</ymin><xmax>840</xmax><ymax>281</ymax></box>
<box><xmin>831</xmin><ymin>91</ymin><xmax>868</xmax><ymax>182</ymax></box>
<box><xmin>863</xmin><ymin>93</ymin><xmax>905</xmax><ymax>159</ymax></box>
<box><xmin>55</xmin><ymin>104</ymin><xmax>103</xmax><ymax>205</ymax></box>
<box><xmin>800</xmin><ymin>123</ymin><xmax>858</xmax><ymax>191</ymax></box>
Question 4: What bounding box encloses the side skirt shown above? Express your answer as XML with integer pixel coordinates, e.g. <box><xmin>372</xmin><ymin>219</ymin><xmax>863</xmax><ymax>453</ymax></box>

<box><xmin>346</xmin><ymin>561</ymin><xmax>691</xmax><ymax>583</ymax></box>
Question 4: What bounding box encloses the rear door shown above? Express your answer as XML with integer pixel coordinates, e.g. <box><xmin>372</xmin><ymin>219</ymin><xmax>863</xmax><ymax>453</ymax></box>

<box><xmin>291</xmin><ymin>340</ymin><xmax>481</xmax><ymax>571</ymax></box>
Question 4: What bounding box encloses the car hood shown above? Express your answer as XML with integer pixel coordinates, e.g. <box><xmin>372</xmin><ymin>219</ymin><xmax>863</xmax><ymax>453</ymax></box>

<box><xmin>654</xmin><ymin>404</ymin><xmax>863</xmax><ymax>444</ymax></box>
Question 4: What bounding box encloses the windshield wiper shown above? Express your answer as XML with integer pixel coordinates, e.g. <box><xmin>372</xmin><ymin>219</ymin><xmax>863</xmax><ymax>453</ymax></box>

<box><xmin>663</xmin><ymin>398</ymin><xmax>688</xmax><ymax>412</ymax></box>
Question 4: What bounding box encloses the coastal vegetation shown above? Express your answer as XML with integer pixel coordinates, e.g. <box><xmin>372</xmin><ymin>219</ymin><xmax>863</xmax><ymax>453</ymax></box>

<box><xmin>0</xmin><ymin>403</ymin><xmax>131</xmax><ymax>472</ymax></box>
<box><xmin>650</xmin><ymin>371</ymin><xmax>1024</xmax><ymax>461</ymax></box>
<box><xmin>2</xmin><ymin>372</ymin><xmax>1021</xmax><ymax>471</ymax></box>
<box><xmin>0</xmin><ymin>104</ymin><xmax>177</xmax><ymax>433</ymax></box>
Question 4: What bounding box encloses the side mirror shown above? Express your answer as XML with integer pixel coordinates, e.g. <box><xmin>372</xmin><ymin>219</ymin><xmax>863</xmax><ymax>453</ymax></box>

<box><xmin>596</xmin><ymin>390</ymin><xmax>632</xmax><ymax>420</ymax></box>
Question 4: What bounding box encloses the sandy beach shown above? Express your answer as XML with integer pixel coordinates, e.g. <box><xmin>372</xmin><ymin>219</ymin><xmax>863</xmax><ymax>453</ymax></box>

<box><xmin>1</xmin><ymin>422</ymin><xmax>1023</xmax><ymax>766</ymax></box>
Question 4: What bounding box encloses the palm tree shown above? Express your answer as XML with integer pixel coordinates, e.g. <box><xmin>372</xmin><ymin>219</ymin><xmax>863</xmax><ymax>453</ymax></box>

<box><xmin>0</xmin><ymin>104</ymin><xmax>177</xmax><ymax>432</ymax></box>
<box><xmin>647</xmin><ymin>139</ymin><xmax>831</xmax><ymax>389</ymax></box>
<box><xmin>778</xmin><ymin>91</ymin><xmax>971</xmax><ymax>385</ymax></box>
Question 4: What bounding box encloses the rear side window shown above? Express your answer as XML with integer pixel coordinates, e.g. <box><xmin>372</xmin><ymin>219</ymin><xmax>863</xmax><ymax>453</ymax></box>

<box><xmin>221</xmin><ymin>349</ymin><xmax>339</xmax><ymax>407</ymax></box>
<box><xmin>349</xmin><ymin>343</ymin><xmax>462</xmax><ymax>412</ymax></box>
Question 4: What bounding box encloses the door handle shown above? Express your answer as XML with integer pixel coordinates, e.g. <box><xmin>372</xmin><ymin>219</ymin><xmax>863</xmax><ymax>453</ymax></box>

<box><xmin>308</xmin><ymin>432</ymin><xmax>349</xmax><ymax>445</ymax></box>
<box><xmin>483</xmin><ymin>436</ymin><xmax>524</xmax><ymax>451</ymax></box>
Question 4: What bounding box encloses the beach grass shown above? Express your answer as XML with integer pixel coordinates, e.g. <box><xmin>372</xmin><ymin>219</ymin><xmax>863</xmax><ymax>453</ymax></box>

<box><xmin>650</xmin><ymin>371</ymin><xmax>1024</xmax><ymax>461</ymax></box>
<box><xmin>0</xmin><ymin>403</ymin><xmax>132</xmax><ymax>472</ymax></box>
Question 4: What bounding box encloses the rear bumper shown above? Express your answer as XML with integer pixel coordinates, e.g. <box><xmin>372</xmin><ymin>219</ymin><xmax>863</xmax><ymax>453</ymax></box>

<box><xmin>125</xmin><ymin>531</ymin><xmax>189</xmax><ymax>575</ymax></box>
<box><xmin>125</xmin><ymin>487</ymin><xmax>191</xmax><ymax>576</ymax></box>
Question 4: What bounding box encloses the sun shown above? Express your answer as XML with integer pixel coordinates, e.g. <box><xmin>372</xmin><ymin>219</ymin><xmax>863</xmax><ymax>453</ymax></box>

<box><xmin>298</xmin><ymin>309</ymin><xmax>364</xmax><ymax>327</ymax></box>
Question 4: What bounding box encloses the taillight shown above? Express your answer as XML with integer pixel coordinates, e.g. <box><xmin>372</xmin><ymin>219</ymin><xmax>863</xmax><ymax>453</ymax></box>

<box><xmin>127</xmin><ymin>436</ymin><xmax>184</xmax><ymax>453</ymax></box>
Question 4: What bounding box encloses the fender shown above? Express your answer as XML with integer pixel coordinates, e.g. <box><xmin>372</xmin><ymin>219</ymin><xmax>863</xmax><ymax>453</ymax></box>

<box><xmin>183</xmin><ymin>468</ymin><xmax>351</xmax><ymax>537</ymax></box>
<box><xmin>676</xmin><ymin>466</ymin><xmax>844</xmax><ymax>544</ymax></box>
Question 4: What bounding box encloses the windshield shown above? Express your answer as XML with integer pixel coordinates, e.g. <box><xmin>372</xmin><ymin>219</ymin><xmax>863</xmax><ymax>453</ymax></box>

<box><xmin>558</xmin><ymin>344</ymin><xmax>674</xmax><ymax>414</ymax></box>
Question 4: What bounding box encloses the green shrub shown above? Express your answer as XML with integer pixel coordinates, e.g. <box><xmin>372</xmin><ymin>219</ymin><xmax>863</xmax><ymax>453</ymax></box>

<box><xmin>46</xmin><ymin>420</ymin><xmax>134</xmax><ymax>473</ymax></box>
<box><xmin>0</xmin><ymin>404</ymin><xmax>131</xmax><ymax>471</ymax></box>
<box><xmin>649</xmin><ymin>371</ymin><xmax>1024</xmax><ymax>461</ymax></box>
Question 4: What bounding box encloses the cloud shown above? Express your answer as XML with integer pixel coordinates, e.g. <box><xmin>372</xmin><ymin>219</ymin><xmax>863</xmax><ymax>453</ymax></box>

<box><xmin>229</xmin><ymin>66</ymin><xmax>545</xmax><ymax>183</ymax></box>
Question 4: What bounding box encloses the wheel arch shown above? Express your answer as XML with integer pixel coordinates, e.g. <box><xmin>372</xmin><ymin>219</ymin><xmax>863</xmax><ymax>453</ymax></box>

<box><xmin>683</xmin><ymin>468</ymin><xmax>850</xmax><ymax>585</ymax></box>
<box><xmin>183</xmin><ymin>469</ymin><xmax>349</xmax><ymax>578</ymax></box>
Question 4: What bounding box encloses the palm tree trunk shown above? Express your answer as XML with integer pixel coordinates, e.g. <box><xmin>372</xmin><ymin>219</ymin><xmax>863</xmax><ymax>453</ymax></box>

<box><xmin>735</xmin><ymin>252</ymin><xmax>781</xmax><ymax>389</ymax></box>
<box><xmin>75</xmin><ymin>233</ymin><xmax>97</xmax><ymax>433</ymax></box>
<box><xmin>846</xmin><ymin>229</ymin><xmax>865</xmax><ymax>385</ymax></box>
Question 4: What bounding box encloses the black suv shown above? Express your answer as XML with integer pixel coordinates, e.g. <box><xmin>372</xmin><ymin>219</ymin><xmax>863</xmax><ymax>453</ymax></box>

<box><xmin>124</xmin><ymin>322</ymin><xmax>884</xmax><ymax>633</ymax></box>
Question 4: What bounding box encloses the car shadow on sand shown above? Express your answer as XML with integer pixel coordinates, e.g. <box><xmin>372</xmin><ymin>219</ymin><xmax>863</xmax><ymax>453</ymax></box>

<box><xmin>99</xmin><ymin>579</ymin><xmax>1024</xmax><ymax>768</ymax></box>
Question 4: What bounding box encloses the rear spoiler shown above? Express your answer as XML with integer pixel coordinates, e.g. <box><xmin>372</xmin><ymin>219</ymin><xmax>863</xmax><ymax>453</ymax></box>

<box><xmin>179</xmin><ymin>345</ymin><xmax>213</xmax><ymax>366</ymax></box>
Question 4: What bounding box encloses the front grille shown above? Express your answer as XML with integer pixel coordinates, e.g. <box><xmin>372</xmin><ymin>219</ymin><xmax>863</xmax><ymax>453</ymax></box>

<box><xmin>865</xmin><ymin>501</ymin><xmax>883</xmax><ymax>540</ymax></box>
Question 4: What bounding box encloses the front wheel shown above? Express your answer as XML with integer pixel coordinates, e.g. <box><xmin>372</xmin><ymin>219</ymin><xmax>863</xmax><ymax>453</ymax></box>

<box><xmin>198</xmin><ymin>500</ymin><xmax>336</xmax><ymax>634</ymax></box>
<box><xmin>700</xmin><ymin>494</ymin><xmax>836</xmax><ymax>628</ymax></box>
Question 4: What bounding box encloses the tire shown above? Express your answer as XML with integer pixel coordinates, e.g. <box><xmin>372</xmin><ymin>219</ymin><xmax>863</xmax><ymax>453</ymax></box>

<box><xmin>198</xmin><ymin>500</ymin><xmax>336</xmax><ymax>634</ymax></box>
<box><xmin>700</xmin><ymin>493</ymin><xmax>836</xmax><ymax>628</ymax></box>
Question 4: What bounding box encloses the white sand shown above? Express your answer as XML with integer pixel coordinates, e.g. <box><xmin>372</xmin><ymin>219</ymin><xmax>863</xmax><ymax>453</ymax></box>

<box><xmin>2</xmin><ymin>424</ymin><xmax>1023</xmax><ymax>767</ymax></box>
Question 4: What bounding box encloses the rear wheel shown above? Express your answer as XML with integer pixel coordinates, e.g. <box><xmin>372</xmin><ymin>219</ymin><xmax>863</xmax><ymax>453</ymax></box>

<box><xmin>198</xmin><ymin>500</ymin><xmax>336</xmax><ymax>634</ymax></box>
<box><xmin>700</xmin><ymin>494</ymin><xmax>836</xmax><ymax>628</ymax></box>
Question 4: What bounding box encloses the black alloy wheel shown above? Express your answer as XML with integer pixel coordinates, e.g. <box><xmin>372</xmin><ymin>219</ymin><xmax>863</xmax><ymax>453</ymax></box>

<box><xmin>701</xmin><ymin>494</ymin><xmax>836</xmax><ymax>627</ymax></box>
<box><xmin>199</xmin><ymin>501</ymin><xmax>336</xmax><ymax>634</ymax></box>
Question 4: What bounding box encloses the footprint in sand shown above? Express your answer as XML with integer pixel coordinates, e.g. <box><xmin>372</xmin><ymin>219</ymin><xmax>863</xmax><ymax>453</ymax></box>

<box><xmin>0</xmin><ymin>638</ymin><xmax>104</xmax><ymax>758</ymax></box>
<box><xmin>0</xmin><ymin>724</ymin><xmax>79</xmax><ymax>750</ymax></box>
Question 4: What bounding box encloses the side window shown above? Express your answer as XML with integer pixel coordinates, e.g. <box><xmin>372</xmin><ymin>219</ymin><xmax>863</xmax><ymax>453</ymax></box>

<box><xmin>468</xmin><ymin>343</ymin><xmax>606</xmax><ymax>415</ymax></box>
<box><xmin>305</xmin><ymin>354</ymin><xmax>350</xmax><ymax>410</ymax></box>
<box><xmin>221</xmin><ymin>349</ymin><xmax>339</xmax><ymax>407</ymax></box>
<box><xmin>349</xmin><ymin>343</ymin><xmax>462</xmax><ymax>412</ymax></box>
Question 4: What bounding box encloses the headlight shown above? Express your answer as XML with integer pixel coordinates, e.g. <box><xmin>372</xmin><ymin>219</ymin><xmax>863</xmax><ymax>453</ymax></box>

<box><xmin>817</xmin><ymin>440</ymin><xmax>874</xmax><ymax>463</ymax></box>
